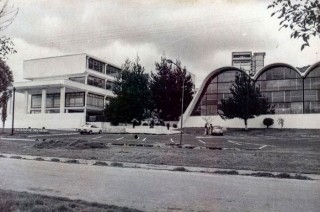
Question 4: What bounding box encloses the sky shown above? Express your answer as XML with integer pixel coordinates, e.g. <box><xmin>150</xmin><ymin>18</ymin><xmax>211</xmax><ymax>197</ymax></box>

<box><xmin>2</xmin><ymin>0</ymin><xmax>320</xmax><ymax>88</ymax></box>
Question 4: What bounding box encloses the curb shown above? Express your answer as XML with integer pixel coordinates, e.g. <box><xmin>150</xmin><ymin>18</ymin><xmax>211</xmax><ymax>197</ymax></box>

<box><xmin>1</xmin><ymin>153</ymin><xmax>319</xmax><ymax>181</ymax></box>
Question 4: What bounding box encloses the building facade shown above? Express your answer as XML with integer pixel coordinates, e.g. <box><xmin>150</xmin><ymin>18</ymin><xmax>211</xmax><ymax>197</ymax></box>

<box><xmin>232</xmin><ymin>51</ymin><xmax>266</xmax><ymax>75</ymax></box>
<box><xmin>7</xmin><ymin>53</ymin><xmax>121</xmax><ymax>129</ymax></box>
<box><xmin>181</xmin><ymin>61</ymin><xmax>320</xmax><ymax>129</ymax></box>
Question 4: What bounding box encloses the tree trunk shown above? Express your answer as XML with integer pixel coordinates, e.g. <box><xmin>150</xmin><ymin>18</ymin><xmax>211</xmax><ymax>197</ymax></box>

<box><xmin>244</xmin><ymin>119</ymin><xmax>248</xmax><ymax>131</ymax></box>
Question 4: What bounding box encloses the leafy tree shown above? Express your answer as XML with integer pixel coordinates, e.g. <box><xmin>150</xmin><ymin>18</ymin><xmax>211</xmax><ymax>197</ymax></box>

<box><xmin>0</xmin><ymin>59</ymin><xmax>13</xmax><ymax>132</ymax></box>
<box><xmin>218</xmin><ymin>73</ymin><xmax>274</xmax><ymax>130</ymax></box>
<box><xmin>105</xmin><ymin>57</ymin><xmax>151</xmax><ymax>124</ymax></box>
<box><xmin>268</xmin><ymin>0</ymin><xmax>320</xmax><ymax>50</ymax></box>
<box><xmin>150</xmin><ymin>57</ymin><xmax>194</xmax><ymax>121</ymax></box>
<box><xmin>263</xmin><ymin>118</ymin><xmax>274</xmax><ymax>128</ymax></box>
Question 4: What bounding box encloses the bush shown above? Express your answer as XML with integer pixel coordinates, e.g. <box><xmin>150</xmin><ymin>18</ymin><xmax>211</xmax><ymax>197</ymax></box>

<box><xmin>142</xmin><ymin>123</ymin><xmax>148</xmax><ymax>126</ymax></box>
<box><xmin>172</xmin><ymin>124</ymin><xmax>177</xmax><ymax>128</ymax></box>
<box><xmin>172</xmin><ymin>167</ymin><xmax>189</xmax><ymax>172</ymax></box>
<box><xmin>263</xmin><ymin>118</ymin><xmax>274</xmax><ymax>128</ymax></box>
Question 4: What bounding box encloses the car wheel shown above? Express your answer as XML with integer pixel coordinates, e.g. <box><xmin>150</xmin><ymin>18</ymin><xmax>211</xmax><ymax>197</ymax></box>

<box><xmin>80</xmin><ymin>132</ymin><xmax>83</xmax><ymax>135</ymax></box>
<box><xmin>99</xmin><ymin>130</ymin><xmax>102</xmax><ymax>134</ymax></box>
<box><xmin>89</xmin><ymin>131</ymin><xmax>92</xmax><ymax>135</ymax></box>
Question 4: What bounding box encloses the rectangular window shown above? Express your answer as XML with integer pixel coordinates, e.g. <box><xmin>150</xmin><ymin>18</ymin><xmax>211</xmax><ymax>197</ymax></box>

<box><xmin>65</xmin><ymin>92</ymin><xmax>85</xmax><ymax>107</ymax></box>
<box><xmin>106</xmin><ymin>80</ymin><xmax>115</xmax><ymax>90</ymax></box>
<box><xmin>265</xmin><ymin>80</ymin><xmax>278</xmax><ymax>91</ymax></box>
<box><xmin>46</xmin><ymin>93</ymin><xmax>60</xmax><ymax>108</ymax></box>
<box><xmin>290</xmin><ymin>91</ymin><xmax>303</xmax><ymax>102</ymax></box>
<box><xmin>106</xmin><ymin>65</ymin><xmax>120</xmax><ymax>77</ymax></box>
<box><xmin>87</xmin><ymin>93</ymin><xmax>104</xmax><ymax>108</ymax></box>
<box><xmin>305</xmin><ymin>90</ymin><xmax>318</xmax><ymax>101</ymax></box>
<box><xmin>31</xmin><ymin>95</ymin><xmax>41</xmax><ymax>108</ymax></box>
<box><xmin>87</xmin><ymin>75</ymin><xmax>105</xmax><ymax>89</ymax></box>
<box><xmin>272</xmin><ymin>91</ymin><xmax>285</xmax><ymax>102</ymax></box>
<box><xmin>88</xmin><ymin>58</ymin><xmax>105</xmax><ymax>73</ymax></box>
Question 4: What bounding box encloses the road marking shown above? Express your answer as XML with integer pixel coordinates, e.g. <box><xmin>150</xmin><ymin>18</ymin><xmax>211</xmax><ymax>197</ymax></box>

<box><xmin>28</xmin><ymin>133</ymin><xmax>79</xmax><ymax>138</ymax></box>
<box><xmin>259</xmin><ymin>145</ymin><xmax>268</xmax><ymax>149</ymax></box>
<box><xmin>228</xmin><ymin>140</ymin><xmax>242</xmax><ymax>145</ymax></box>
<box><xmin>93</xmin><ymin>136</ymin><xmax>102</xmax><ymax>140</ymax></box>
<box><xmin>198</xmin><ymin>139</ymin><xmax>206</xmax><ymax>144</ymax></box>
<box><xmin>1</xmin><ymin>138</ymin><xmax>35</xmax><ymax>141</ymax></box>
<box><xmin>143</xmin><ymin>137</ymin><xmax>146</xmax><ymax>141</ymax></box>
<box><xmin>116</xmin><ymin>137</ymin><xmax>124</xmax><ymax>140</ymax></box>
<box><xmin>170</xmin><ymin>138</ymin><xmax>174</xmax><ymax>143</ymax></box>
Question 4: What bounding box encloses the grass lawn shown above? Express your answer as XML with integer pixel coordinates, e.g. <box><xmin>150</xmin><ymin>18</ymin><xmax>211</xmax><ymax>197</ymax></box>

<box><xmin>0</xmin><ymin>189</ymin><xmax>142</xmax><ymax>212</ymax></box>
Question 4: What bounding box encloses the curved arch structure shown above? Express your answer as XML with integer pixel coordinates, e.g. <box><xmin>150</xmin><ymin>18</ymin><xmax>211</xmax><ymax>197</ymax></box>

<box><xmin>182</xmin><ymin>61</ymin><xmax>320</xmax><ymax>129</ymax></box>
<box><xmin>253</xmin><ymin>63</ymin><xmax>302</xmax><ymax>81</ymax></box>
<box><xmin>182</xmin><ymin>66</ymin><xmax>245</xmax><ymax>126</ymax></box>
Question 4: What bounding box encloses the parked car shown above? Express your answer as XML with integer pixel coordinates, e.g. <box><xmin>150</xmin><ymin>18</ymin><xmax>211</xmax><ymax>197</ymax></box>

<box><xmin>211</xmin><ymin>126</ymin><xmax>223</xmax><ymax>136</ymax></box>
<box><xmin>77</xmin><ymin>124</ymin><xmax>102</xmax><ymax>134</ymax></box>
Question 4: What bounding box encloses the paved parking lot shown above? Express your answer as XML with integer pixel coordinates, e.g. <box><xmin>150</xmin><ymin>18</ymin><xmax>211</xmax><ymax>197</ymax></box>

<box><xmin>9</xmin><ymin>131</ymin><xmax>319</xmax><ymax>152</ymax></box>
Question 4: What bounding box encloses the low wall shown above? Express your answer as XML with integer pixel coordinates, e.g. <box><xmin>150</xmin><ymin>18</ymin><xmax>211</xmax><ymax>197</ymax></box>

<box><xmin>183</xmin><ymin>114</ymin><xmax>320</xmax><ymax>129</ymax></box>
<box><xmin>5</xmin><ymin>113</ymin><xmax>85</xmax><ymax>129</ymax></box>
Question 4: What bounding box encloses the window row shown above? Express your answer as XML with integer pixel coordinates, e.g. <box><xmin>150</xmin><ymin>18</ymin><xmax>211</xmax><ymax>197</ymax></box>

<box><xmin>33</xmin><ymin>93</ymin><xmax>105</xmax><ymax>108</ymax></box>
<box><xmin>191</xmin><ymin>66</ymin><xmax>320</xmax><ymax>116</ymax></box>
<box><xmin>69</xmin><ymin>75</ymin><xmax>117</xmax><ymax>91</ymax></box>
<box><xmin>87</xmin><ymin>58</ymin><xmax>121</xmax><ymax>77</ymax></box>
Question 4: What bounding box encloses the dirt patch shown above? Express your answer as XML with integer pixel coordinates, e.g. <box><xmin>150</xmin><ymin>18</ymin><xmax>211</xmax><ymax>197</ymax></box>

<box><xmin>33</xmin><ymin>140</ymin><xmax>109</xmax><ymax>150</ymax></box>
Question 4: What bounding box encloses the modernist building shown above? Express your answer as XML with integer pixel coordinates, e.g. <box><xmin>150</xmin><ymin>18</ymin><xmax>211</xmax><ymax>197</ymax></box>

<box><xmin>7</xmin><ymin>53</ymin><xmax>121</xmax><ymax>129</ymax></box>
<box><xmin>232</xmin><ymin>52</ymin><xmax>266</xmax><ymax>75</ymax></box>
<box><xmin>182</xmin><ymin>61</ymin><xmax>320</xmax><ymax>129</ymax></box>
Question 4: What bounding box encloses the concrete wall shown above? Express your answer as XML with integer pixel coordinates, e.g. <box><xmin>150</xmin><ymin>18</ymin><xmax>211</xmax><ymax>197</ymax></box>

<box><xmin>24</xmin><ymin>54</ymin><xmax>86</xmax><ymax>79</ymax></box>
<box><xmin>184</xmin><ymin>114</ymin><xmax>320</xmax><ymax>129</ymax></box>
<box><xmin>5</xmin><ymin>113</ymin><xmax>85</xmax><ymax>129</ymax></box>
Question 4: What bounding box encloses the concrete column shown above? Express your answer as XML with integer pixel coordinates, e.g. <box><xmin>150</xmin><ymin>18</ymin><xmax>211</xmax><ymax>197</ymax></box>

<box><xmin>60</xmin><ymin>87</ymin><xmax>65</xmax><ymax>113</ymax></box>
<box><xmin>24</xmin><ymin>90</ymin><xmax>29</xmax><ymax>114</ymax></box>
<box><xmin>41</xmin><ymin>89</ymin><xmax>46</xmax><ymax>114</ymax></box>
<box><xmin>84</xmin><ymin>91</ymin><xmax>88</xmax><ymax>124</ymax></box>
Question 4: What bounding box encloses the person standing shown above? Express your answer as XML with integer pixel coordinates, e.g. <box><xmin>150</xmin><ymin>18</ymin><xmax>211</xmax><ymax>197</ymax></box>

<box><xmin>204</xmin><ymin>123</ymin><xmax>208</xmax><ymax>135</ymax></box>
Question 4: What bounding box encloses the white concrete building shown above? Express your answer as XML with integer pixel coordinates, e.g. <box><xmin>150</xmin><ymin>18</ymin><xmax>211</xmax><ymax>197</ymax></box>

<box><xmin>7</xmin><ymin>53</ymin><xmax>121</xmax><ymax>129</ymax></box>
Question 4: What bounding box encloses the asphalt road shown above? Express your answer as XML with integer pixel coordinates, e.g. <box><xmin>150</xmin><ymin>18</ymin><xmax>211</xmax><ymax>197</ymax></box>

<box><xmin>1</xmin><ymin>158</ymin><xmax>319</xmax><ymax>212</ymax></box>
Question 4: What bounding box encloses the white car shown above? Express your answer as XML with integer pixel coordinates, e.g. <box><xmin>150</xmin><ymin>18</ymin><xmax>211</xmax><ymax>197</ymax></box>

<box><xmin>77</xmin><ymin>124</ymin><xmax>102</xmax><ymax>134</ymax></box>
<box><xmin>211</xmin><ymin>126</ymin><xmax>224</xmax><ymax>136</ymax></box>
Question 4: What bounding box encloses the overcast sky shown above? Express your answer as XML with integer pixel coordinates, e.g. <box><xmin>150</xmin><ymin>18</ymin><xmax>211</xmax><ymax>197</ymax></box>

<box><xmin>3</xmin><ymin>0</ymin><xmax>320</xmax><ymax>87</ymax></box>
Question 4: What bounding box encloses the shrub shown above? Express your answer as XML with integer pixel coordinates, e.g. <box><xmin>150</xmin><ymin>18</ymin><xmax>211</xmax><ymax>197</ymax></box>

<box><xmin>51</xmin><ymin>158</ymin><xmax>60</xmax><ymax>162</ymax></box>
<box><xmin>263</xmin><ymin>118</ymin><xmax>274</xmax><ymax>128</ymax></box>
<box><xmin>172</xmin><ymin>124</ymin><xmax>177</xmax><ymax>128</ymax></box>
<box><xmin>142</xmin><ymin>123</ymin><xmax>148</xmax><ymax>126</ymax></box>
<box><xmin>172</xmin><ymin>167</ymin><xmax>189</xmax><ymax>172</ymax></box>
<box><xmin>214</xmin><ymin>170</ymin><xmax>239</xmax><ymax>175</ymax></box>
<box><xmin>93</xmin><ymin>161</ymin><xmax>108</xmax><ymax>166</ymax></box>
<box><xmin>65</xmin><ymin>159</ymin><xmax>79</xmax><ymax>164</ymax></box>
<box><xmin>110</xmin><ymin>162</ymin><xmax>123</xmax><ymax>167</ymax></box>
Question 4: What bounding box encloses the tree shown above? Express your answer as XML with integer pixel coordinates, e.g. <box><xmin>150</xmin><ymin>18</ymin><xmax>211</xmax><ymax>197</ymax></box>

<box><xmin>105</xmin><ymin>57</ymin><xmax>151</xmax><ymax>124</ymax></box>
<box><xmin>150</xmin><ymin>57</ymin><xmax>194</xmax><ymax>121</ymax></box>
<box><xmin>218</xmin><ymin>73</ymin><xmax>274</xmax><ymax>130</ymax></box>
<box><xmin>0</xmin><ymin>59</ymin><xmax>13</xmax><ymax>132</ymax></box>
<box><xmin>268</xmin><ymin>0</ymin><xmax>320</xmax><ymax>50</ymax></box>
<box><xmin>263</xmin><ymin>118</ymin><xmax>274</xmax><ymax>128</ymax></box>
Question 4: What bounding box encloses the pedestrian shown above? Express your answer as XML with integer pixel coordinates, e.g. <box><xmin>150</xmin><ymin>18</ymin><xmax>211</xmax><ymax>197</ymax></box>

<box><xmin>166</xmin><ymin>123</ymin><xmax>170</xmax><ymax>130</ymax></box>
<box><xmin>209</xmin><ymin>124</ymin><xmax>213</xmax><ymax>135</ymax></box>
<box><xmin>204</xmin><ymin>123</ymin><xmax>208</xmax><ymax>135</ymax></box>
